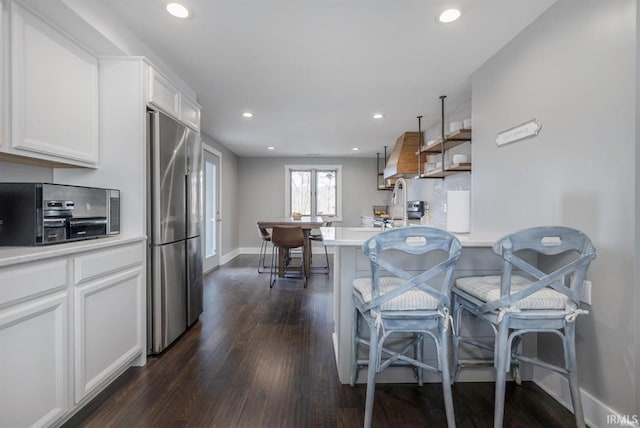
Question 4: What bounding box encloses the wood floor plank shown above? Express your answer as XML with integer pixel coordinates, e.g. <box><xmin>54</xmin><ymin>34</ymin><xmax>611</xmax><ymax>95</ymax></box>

<box><xmin>65</xmin><ymin>255</ymin><xmax>581</xmax><ymax>428</ymax></box>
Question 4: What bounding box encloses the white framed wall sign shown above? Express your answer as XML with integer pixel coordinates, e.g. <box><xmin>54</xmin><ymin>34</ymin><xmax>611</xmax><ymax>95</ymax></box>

<box><xmin>496</xmin><ymin>119</ymin><xmax>542</xmax><ymax>147</ymax></box>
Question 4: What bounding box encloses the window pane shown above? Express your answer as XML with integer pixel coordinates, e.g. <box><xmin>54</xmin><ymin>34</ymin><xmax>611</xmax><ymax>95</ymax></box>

<box><xmin>290</xmin><ymin>170</ymin><xmax>311</xmax><ymax>215</ymax></box>
<box><xmin>316</xmin><ymin>170</ymin><xmax>336</xmax><ymax>216</ymax></box>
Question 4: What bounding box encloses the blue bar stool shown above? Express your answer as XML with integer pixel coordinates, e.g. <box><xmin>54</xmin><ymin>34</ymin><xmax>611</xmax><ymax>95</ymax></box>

<box><xmin>351</xmin><ymin>226</ymin><xmax>462</xmax><ymax>428</ymax></box>
<box><xmin>451</xmin><ymin>226</ymin><xmax>596</xmax><ymax>428</ymax></box>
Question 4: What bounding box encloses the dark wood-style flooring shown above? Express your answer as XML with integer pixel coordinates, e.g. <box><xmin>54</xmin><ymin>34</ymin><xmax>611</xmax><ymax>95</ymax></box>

<box><xmin>65</xmin><ymin>255</ymin><xmax>578</xmax><ymax>428</ymax></box>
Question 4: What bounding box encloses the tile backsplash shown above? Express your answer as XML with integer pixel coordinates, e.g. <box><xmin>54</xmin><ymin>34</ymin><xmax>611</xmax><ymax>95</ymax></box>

<box><xmin>420</xmin><ymin>173</ymin><xmax>471</xmax><ymax>230</ymax></box>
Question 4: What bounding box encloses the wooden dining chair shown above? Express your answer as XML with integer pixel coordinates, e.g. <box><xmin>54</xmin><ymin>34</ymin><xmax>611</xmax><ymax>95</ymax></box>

<box><xmin>309</xmin><ymin>217</ymin><xmax>332</xmax><ymax>274</ymax></box>
<box><xmin>451</xmin><ymin>226</ymin><xmax>596</xmax><ymax>428</ymax></box>
<box><xmin>257</xmin><ymin>226</ymin><xmax>271</xmax><ymax>274</ymax></box>
<box><xmin>269</xmin><ymin>225</ymin><xmax>307</xmax><ymax>288</ymax></box>
<box><xmin>351</xmin><ymin>226</ymin><xmax>462</xmax><ymax>428</ymax></box>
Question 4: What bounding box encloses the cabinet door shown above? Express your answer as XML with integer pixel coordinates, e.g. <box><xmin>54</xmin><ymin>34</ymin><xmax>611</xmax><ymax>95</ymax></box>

<box><xmin>74</xmin><ymin>267</ymin><xmax>144</xmax><ymax>402</ymax></box>
<box><xmin>180</xmin><ymin>93</ymin><xmax>201</xmax><ymax>132</ymax></box>
<box><xmin>148</xmin><ymin>68</ymin><xmax>180</xmax><ymax>119</ymax></box>
<box><xmin>0</xmin><ymin>293</ymin><xmax>69</xmax><ymax>428</ymax></box>
<box><xmin>9</xmin><ymin>2</ymin><xmax>99</xmax><ymax>166</ymax></box>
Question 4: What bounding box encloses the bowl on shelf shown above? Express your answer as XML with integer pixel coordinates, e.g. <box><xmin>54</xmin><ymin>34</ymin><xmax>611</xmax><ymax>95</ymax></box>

<box><xmin>452</xmin><ymin>154</ymin><xmax>469</xmax><ymax>164</ymax></box>
<box><xmin>449</xmin><ymin>121</ymin><xmax>463</xmax><ymax>133</ymax></box>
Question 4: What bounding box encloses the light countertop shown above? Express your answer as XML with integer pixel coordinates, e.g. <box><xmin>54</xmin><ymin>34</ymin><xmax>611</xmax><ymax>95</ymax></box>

<box><xmin>320</xmin><ymin>226</ymin><xmax>494</xmax><ymax>247</ymax></box>
<box><xmin>0</xmin><ymin>235</ymin><xmax>147</xmax><ymax>267</ymax></box>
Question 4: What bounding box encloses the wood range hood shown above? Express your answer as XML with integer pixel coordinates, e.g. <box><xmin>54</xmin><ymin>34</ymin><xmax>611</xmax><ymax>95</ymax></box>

<box><xmin>383</xmin><ymin>131</ymin><xmax>422</xmax><ymax>179</ymax></box>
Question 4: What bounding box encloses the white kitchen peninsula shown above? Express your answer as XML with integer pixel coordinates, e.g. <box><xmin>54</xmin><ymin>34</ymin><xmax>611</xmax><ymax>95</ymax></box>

<box><xmin>320</xmin><ymin>226</ymin><xmax>527</xmax><ymax>385</ymax></box>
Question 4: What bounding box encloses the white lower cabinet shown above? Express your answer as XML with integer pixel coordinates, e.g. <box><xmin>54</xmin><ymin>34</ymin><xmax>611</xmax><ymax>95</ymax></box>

<box><xmin>0</xmin><ymin>293</ymin><xmax>69</xmax><ymax>428</ymax></box>
<box><xmin>0</xmin><ymin>238</ymin><xmax>146</xmax><ymax>427</ymax></box>
<box><xmin>72</xmin><ymin>241</ymin><xmax>145</xmax><ymax>404</ymax></box>
<box><xmin>74</xmin><ymin>266</ymin><xmax>144</xmax><ymax>402</ymax></box>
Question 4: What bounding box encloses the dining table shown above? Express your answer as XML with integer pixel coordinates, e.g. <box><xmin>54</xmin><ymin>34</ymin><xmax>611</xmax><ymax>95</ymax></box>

<box><xmin>256</xmin><ymin>216</ymin><xmax>325</xmax><ymax>278</ymax></box>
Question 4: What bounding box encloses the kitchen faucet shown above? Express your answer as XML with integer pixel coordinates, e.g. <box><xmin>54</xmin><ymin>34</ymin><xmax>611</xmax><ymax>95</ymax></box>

<box><xmin>392</xmin><ymin>177</ymin><xmax>408</xmax><ymax>227</ymax></box>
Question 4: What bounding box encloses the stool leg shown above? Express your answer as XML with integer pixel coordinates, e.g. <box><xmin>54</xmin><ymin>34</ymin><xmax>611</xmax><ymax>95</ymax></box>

<box><xmin>439</xmin><ymin>321</ymin><xmax>456</xmax><ymax>428</ymax></box>
<box><xmin>350</xmin><ymin>307</ymin><xmax>360</xmax><ymax>386</ymax></box>
<box><xmin>258</xmin><ymin>239</ymin><xmax>266</xmax><ymax>273</ymax></box>
<box><xmin>493</xmin><ymin>320</ymin><xmax>509</xmax><ymax>428</ymax></box>
<box><xmin>269</xmin><ymin>245</ymin><xmax>277</xmax><ymax>288</ymax></box>
<box><xmin>416</xmin><ymin>333</ymin><xmax>424</xmax><ymax>386</ymax></box>
<box><xmin>310</xmin><ymin>240</ymin><xmax>330</xmax><ymax>274</ymax></box>
<box><xmin>451</xmin><ymin>296</ymin><xmax>463</xmax><ymax>384</ymax></box>
<box><xmin>302</xmin><ymin>248</ymin><xmax>307</xmax><ymax>288</ymax></box>
<box><xmin>364</xmin><ymin>322</ymin><xmax>379</xmax><ymax>428</ymax></box>
<box><xmin>323</xmin><ymin>244</ymin><xmax>330</xmax><ymax>274</ymax></box>
<box><xmin>565</xmin><ymin>322</ymin><xmax>586</xmax><ymax>428</ymax></box>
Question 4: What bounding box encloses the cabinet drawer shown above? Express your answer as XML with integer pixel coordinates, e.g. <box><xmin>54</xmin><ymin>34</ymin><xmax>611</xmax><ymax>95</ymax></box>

<box><xmin>74</xmin><ymin>243</ymin><xmax>145</xmax><ymax>285</ymax></box>
<box><xmin>0</xmin><ymin>259</ymin><xmax>68</xmax><ymax>307</ymax></box>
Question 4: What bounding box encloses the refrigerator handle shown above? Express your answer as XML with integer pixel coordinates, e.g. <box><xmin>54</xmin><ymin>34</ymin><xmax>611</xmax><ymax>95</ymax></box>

<box><xmin>185</xmin><ymin>173</ymin><xmax>189</xmax><ymax>237</ymax></box>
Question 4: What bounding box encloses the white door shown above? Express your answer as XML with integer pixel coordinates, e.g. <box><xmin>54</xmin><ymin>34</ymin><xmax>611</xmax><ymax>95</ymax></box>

<box><xmin>203</xmin><ymin>147</ymin><xmax>221</xmax><ymax>272</ymax></box>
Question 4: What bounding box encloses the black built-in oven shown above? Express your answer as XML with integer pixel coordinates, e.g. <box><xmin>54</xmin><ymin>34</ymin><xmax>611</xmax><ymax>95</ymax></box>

<box><xmin>68</xmin><ymin>217</ymin><xmax>108</xmax><ymax>240</ymax></box>
<box><xmin>0</xmin><ymin>183</ymin><xmax>119</xmax><ymax>246</ymax></box>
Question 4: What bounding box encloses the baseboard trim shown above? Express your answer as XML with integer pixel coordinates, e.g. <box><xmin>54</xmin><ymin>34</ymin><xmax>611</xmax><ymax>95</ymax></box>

<box><xmin>239</xmin><ymin>247</ymin><xmax>335</xmax><ymax>255</ymax></box>
<box><xmin>533</xmin><ymin>366</ymin><xmax>637</xmax><ymax>428</ymax></box>
<box><xmin>220</xmin><ymin>249</ymin><xmax>240</xmax><ymax>265</ymax></box>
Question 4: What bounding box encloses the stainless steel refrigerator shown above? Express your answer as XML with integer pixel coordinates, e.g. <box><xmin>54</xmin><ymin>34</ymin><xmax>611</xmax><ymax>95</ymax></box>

<box><xmin>147</xmin><ymin>110</ymin><xmax>203</xmax><ymax>354</ymax></box>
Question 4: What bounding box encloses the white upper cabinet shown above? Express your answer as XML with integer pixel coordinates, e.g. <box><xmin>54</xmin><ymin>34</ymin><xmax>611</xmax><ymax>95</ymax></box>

<box><xmin>5</xmin><ymin>1</ymin><xmax>99</xmax><ymax>167</ymax></box>
<box><xmin>148</xmin><ymin>65</ymin><xmax>201</xmax><ymax>132</ymax></box>
<box><xmin>148</xmin><ymin>67</ymin><xmax>180</xmax><ymax>119</ymax></box>
<box><xmin>180</xmin><ymin>93</ymin><xmax>201</xmax><ymax>132</ymax></box>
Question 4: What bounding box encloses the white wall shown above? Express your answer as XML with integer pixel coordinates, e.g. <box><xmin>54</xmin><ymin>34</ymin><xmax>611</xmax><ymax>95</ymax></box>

<box><xmin>0</xmin><ymin>161</ymin><xmax>51</xmax><ymax>182</ymax></box>
<box><xmin>472</xmin><ymin>0</ymin><xmax>636</xmax><ymax>416</ymax></box>
<box><xmin>237</xmin><ymin>156</ymin><xmax>388</xmax><ymax>248</ymax></box>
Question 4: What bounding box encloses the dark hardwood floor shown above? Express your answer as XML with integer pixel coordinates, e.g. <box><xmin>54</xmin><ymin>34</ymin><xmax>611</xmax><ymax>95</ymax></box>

<box><xmin>65</xmin><ymin>255</ymin><xmax>578</xmax><ymax>428</ymax></box>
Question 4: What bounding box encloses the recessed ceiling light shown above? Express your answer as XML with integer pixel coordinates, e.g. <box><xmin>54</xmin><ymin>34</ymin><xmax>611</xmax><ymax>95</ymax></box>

<box><xmin>267</xmin><ymin>146</ymin><xmax>275</xmax><ymax>150</ymax></box>
<box><xmin>439</xmin><ymin>8</ymin><xmax>461</xmax><ymax>23</ymax></box>
<box><xmin>166</xmin><ymin>2</ymin><xmax>190</xmax><ymax>19</ymax></box>
<box><xmin>352</xmin><ymin>147</ymin><xmax>360</xmax><ymax>151</ymax></box>
<box><xmin>242</xmin><ymin>112</ymin><xmax>253</xmax><ymax>118</ymax></box>
<box><xmin>372</xmin><ymin>113</ymin><xmax>384</xmax><ymax>119</ymax></box>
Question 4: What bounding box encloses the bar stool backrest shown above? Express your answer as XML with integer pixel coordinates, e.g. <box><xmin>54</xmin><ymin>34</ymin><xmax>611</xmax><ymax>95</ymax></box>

<box><xmin>484</xmin><ymin>226</ymin><xmax>597</xmax><ymax>314</ymax></box>
<box><xmin>361</xmin><ymin>226</ymin><xmax>462</xmax><ymax>312</ymax></box>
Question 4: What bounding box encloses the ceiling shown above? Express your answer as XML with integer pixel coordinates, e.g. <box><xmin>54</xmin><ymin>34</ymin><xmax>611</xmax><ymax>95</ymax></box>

<box><xmin>99</xmin><ymin>0</ymin><xmax>556</xmax><ymax>158</ymax></box>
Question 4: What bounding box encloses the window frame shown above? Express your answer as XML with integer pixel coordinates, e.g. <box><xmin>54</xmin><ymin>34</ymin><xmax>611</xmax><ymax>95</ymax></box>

<box><xmin>284</xmin><ymin>164</ymin><xmax>343</xmax><ymax>222</ymax></box>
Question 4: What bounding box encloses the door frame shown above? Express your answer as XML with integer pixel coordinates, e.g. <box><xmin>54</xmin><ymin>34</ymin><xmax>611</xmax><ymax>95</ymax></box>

<box><xmin>203</xmin><ymin>144</ymin><xmax>222</xmax><ymax>273</ymax></box>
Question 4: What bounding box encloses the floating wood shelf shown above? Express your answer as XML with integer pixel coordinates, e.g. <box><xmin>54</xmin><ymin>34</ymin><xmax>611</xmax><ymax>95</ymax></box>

<box><xmin>417</xmin><ymin>129</ymin><xmax>472</xmax><ymax>154</ymax></box>
<box><xmin>420</xmin><ymin>163</ymin><xmax>472</xmax><ymax>178</ymax></box>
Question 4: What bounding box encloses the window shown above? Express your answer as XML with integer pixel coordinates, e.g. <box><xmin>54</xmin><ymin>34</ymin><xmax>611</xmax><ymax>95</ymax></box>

<box><xmin>285</xmin><ymin>165</ymin><xmax>342</xmax><ymax>220</ymax></box>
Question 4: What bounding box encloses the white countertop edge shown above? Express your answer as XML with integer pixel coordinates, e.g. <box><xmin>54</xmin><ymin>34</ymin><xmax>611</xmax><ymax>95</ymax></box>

<box><xmin>320</xmin><ymin>227</ymin><xmax>494</xmax><ymax>247</ymax></box>
<box><xmin>0</xmin><ymin>235</ymin><xmax>148</xmax><ymax>267</ymax></box>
